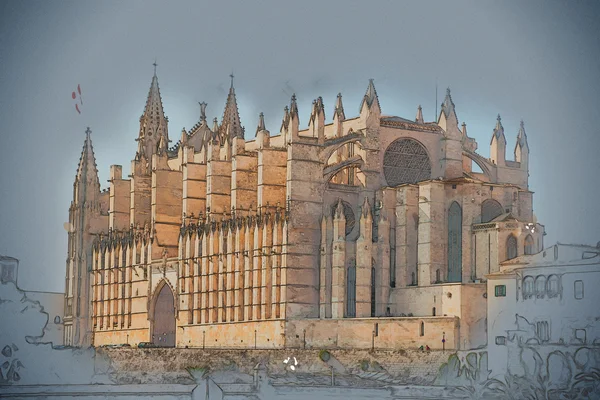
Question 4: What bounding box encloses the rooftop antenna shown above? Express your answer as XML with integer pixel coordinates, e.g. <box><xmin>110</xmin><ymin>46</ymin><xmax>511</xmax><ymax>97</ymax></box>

<box><xmin>435</xmin><ymin>77</ymin><xmax>438</xmax><ymax>122</ymax></box>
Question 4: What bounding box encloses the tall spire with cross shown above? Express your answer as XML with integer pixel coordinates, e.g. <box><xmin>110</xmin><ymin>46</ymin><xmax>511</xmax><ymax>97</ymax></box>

<box><xmin>75</xmin><ymin>127</ymin><xmax>101</xmax><ymax>202</ymax></box>
<box><xmin>137</xmin><ymin>61</ymin><xmax>169</xmax><ymax>161</ymax></box>
<box><xmin>220</xmin><ymin>72</ymin><xmax>243</xmax><ymax>141</ymax></box>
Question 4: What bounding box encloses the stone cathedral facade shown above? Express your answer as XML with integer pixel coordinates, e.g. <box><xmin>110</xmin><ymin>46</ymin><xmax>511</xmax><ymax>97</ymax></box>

<box><xmin>63</xmin><ymin>70</ymin><xmax>544</xmax><ymax>350</ymax></box>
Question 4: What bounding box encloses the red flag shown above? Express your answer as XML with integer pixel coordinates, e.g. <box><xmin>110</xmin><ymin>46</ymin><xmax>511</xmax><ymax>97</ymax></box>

<box><xmin>77</xmin><ymin>84</ymin><xmax>81</xmax><ymax>95</ymax></box>
<box><xmin>75</xmin><ymin>104</ymin><xmax>81</xmax><ymax>114</ymax></box>
<box><xmin>72</xmin><ymin>92</ymin><xmax>76</xmax><ymax>99</ymax></box>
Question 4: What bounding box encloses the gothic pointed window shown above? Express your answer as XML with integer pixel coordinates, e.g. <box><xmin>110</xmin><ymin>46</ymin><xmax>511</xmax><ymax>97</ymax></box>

<box><xmin>524</xmin><ymin>235</ymin><xmax>534</xmax><ymax>255</ymax></box>
<box><xmin>347</xmin><ymin>263</ymin><xmax>356</xmax><ymax>317</ymax></box>
<box><xmin>506</xmin><ymin>234</ymin><xmax>518</xmax><ymax>260</ymax></box>
<box><xmin>448</xmin><ymin>202</ymin><xmax>462</xmax><ymax>283</ymax></box>
<box><xmin>420</xmin><ymin>321</ymin><xmax>425</xmax><ymax>336</ymax></box>
<box><xmin>481</xmin><ymin>199</ymin><xmax>503</xmax><ymax>223</ymax></box>
<box><xmin>371</xmin><ymin>266</ymin><xmax>376</xmax><ymax>317</ymax></box>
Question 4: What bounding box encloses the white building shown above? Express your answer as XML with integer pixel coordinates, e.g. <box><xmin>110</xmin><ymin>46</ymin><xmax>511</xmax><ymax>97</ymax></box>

<box><xmin>486</xmin><ymin>242</ymin><xmax>600</xmax><ymax>378</ymax></box>
<box><xmin>0</xmin><ymin>254</ymin><xmax>64</xmax><ymax>346</ymax></box>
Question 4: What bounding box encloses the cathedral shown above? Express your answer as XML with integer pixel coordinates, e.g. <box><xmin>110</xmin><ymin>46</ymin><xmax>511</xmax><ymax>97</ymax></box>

<box><xmin>63</xmin><ymin>68</ymin><xmax>544</xmax><ymax>350</ymax></box>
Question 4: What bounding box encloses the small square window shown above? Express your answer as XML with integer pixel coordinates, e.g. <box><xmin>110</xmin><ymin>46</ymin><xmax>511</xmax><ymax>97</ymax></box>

<box><xmin>495</xmin><ymin>336</ymin><xmax>506</xmax><ymax>345</ymax></box>
<box><xmin>574</xmin><ymin>280</ymin><xmax>584</xmax><ymax>300</ymax></box>
<box><xmin>495</xmin><ymin>285</ymin><xmax>506</xmax><ymax>297</ymax></box>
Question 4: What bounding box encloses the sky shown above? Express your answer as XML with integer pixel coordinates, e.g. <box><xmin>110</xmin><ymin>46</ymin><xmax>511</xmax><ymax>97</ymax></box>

<box><xmin>0</xmin><ymin>0</ymin><xmax>599</xmax><ymax>292</ymax></box>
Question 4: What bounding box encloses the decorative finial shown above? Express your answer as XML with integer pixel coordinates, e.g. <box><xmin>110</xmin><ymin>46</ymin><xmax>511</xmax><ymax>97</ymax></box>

<box><xmin>497</xmin><ymin>114</ymin><xmax>502</xmax><ymax>122</ymax></box>
<box><xmin>153</xmin><ymin>59</ymin><xmax>157</xmax><ymax>76</ymax></box>
<box><xmin>257</xmin><ymin>112</ymin><xmax>265</xmax><ymax>132</ymax></box>
<box><xmin>85</xmin><ymin>127</ymin><xmax>92</xmax><ymax>135</ymax></box>
<box><xmin>230</xmin><ymin>71</ymin><xmax>234</xmax><ymax>88</ymax></box>
<box><xmin>199</xmin><ymin>102</ymin><xmax>207</xmax><ymax>122</ymax></box>
<box><xmin>520</xmin><ymin>119</ymin><xmax>525</xmax><ymax>129</ymax></box>
<box><xmin>446</xmin><ymin>87</ymin><xmax>451</xmax><ymax>96</ymax></box>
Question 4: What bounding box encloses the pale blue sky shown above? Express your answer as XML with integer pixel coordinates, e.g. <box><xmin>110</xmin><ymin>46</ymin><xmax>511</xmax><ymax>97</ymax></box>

<box><xmin>1</xmin><ymin>0</ymin><xmax>599</xmax><ymax>292</ymax></box>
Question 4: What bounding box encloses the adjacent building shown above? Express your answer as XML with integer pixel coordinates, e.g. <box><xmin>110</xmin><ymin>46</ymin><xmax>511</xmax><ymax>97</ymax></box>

<box><xmin>486</xmin><ymin>242</ymin><xmax>600</xmax><ymax>378</ymax></box>
<box><xmin>64</xmin><ymin>68</ymin><xmax>544</xmax><ymax>350</ymax></box>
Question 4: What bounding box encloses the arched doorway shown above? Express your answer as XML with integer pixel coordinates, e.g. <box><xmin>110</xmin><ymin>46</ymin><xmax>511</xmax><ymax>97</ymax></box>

<box><xmin>152</xmin><ymin>282</ymin><xmax>176</xmax><ymax>347</ymax></box>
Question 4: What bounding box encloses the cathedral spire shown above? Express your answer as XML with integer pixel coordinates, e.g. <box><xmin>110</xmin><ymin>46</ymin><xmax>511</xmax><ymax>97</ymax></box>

<box><xmin>490</xmin><ymin>114</ymin><xmax>507</xmax><ymax>165</ymax></box>
<box><xmin>289</xmin><ymin>94</ymin><xmax>299</xmax><ymax>119</ymax></box>
<box><xmin>360</xmin><ymin>79</ymin><xmax>381</xmax><ymax>113</ymax></box>
<box><xmin>75</xmin><ymin>127</ymin><xmax>101</xmax><ymax>201</ymax></box>
<box><xmin>416</xmin><ymin>105</ymin><xmax>424</xmax><ymax>124</ymax></box>
<box><xmin>441</xmin><ymin>88</ymin><xmax>457</xmax><ymax>121</ymax></box>
<box><xmin>334</xmin><ymin>93</ymin><xmax>345</xmax><ymax>121</ymax></box>
<box><xmin>220</xmin><ymin>74</ymin><xmax>244</xmax><ymax>141</ymax></box>
<box><xmin>256</xmin><ymin>112</ymin><xmax>266</xmax><ymax>134</ymax></box>
<box><xmin>491</xmin><ymin>114</ymin><xmax>505</xmax><ymax>143</ymax></box>
<box><xmin>514</xmin><ymin>119</ymin><xmax>529</xmax><ymax>163</ymax></box>
<box><xmin>280</xmin><ymin>105</ymin><xmax>290</xmax><ymax>132</ymax></box>
<box><xmin>138</xmin><ymin>64</ymin><xmax>169</xmax><ymax>160</ymax></box>
<box><xmin>516</xmin><ymin>120</ymin><xmax>528</xmax><ymax>148</ymax></box>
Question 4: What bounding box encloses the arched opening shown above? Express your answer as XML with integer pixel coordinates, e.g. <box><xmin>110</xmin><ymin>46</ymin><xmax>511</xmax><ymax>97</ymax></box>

<box><xmin>547</xmin><ymin>275</ymin><xmax>559</xmax><ymax>297</ymax></box>
<box><xmin>346</xmin><ymin>263</ymin><xmax>356</xmax><ymax>318</ymax></box>
<box><xmin>506</xmin><ymin>234</ymin><xmax>518</xmax><ymax>260</ymax></box>
<box><xmin>481</xmin><ymin>199</ymin><xmax>503</xmax><ymax>223</ymax></box>
<box><xmin>535</xmin><ymin>275</ymin><xmax>546</xmax><ymax>298</ymax></box>
<box><xmin>448</xmin><ymin>202</ymin><xmax>462</xmax><ymax>283</ymax></box>
<box><xmin>152</xmin><ymin>281</ymin><xmax>176</xmax><ymax>347</ymax></box>
<box><xmin>432</xmin><ymin>307</ymin><xmax>436</xmax><ymax>316</ymax></box>
<box><xmin>522</xmin><ymin>276</ymin><xmax>534</xmax><ymax>299</ymax></box>
<box><xmin>524</xmin><ymin>234</ymin><xmax>534</xmax><ymax>255</ymax></box>
<box><xmin>420</xmin><ymin>321</ymin><xmax>425</xmax><ymax>336</ymax></box>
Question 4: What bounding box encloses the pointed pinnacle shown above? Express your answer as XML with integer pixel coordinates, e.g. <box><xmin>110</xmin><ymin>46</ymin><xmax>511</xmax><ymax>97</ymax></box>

<box><xmin>257</xmin><ymin>112</ymin><xmax>266</xmax><ymax>133</ymax></box>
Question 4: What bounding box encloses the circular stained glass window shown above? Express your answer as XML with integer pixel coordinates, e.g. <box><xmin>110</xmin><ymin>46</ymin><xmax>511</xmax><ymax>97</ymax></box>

<box><xmin>383</xmin><ymin>138</ymin><xmax>431</xmax><ymax>187</ymax></box>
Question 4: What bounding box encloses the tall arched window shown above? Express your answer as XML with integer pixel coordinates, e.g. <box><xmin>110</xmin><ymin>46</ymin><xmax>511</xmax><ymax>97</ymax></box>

<box><xmin>524</xmin><ymin>235</ymin><xmax>534</xmax><ymax>255</ymax></box>
<box><xmin>506</xmin><ymin>235</ymin><xmax>518</xmax><ymax>260</ymax></box>
<box><xmin>523</xmin><ymin>276</ymin><xmax>534</xmax><ymax>299</ymax></box>
<box><xmin>370</xmin><ymin>266</ymin><xmax>376</xmax><ymax>317</ymax></box>
<box><xmin>481</xmin><ymin>199</ymin><xmax>503</xmax><ymax>223</ymax></box>
<box><xmin>547</xmin><ymin>275</ymin><xmax>560</xmax><ymax>297</ymax></box>
<box><xmin>535</xmin><ymin>275</ymin><xmax>546</xmax><ymax>298</ymax></box>
<box><xmin>347</xmin><ymin>264</ymin><xmax>356</xmax><ymax>317</ymax></box>
<box><xmin>448</xmin><ymin>202</ymin><xmax>463</xmax><ymax>282</ymax></box>
<box><xmin>420</xmin><ymin>321</ymin><xmax>425</xmax><ymax>336</ymax></box>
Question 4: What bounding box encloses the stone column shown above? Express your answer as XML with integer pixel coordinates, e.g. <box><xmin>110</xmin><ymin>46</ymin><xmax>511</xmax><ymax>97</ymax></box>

<box><xmin>376</xmin><ymin>211</ymin><xmax>390</xmax><ymax>316</ymax></box>
<box><xmin>417</xmin><ymin>182</ymin><xmax>445</xmax><ymax>286</ymax></box>
<box><xmin>319</xmin><ymin>216</ymin><xmax>331</xmax><ymax>318</ymax></box>
<box><xmin>356</xmin><ymin>197</ymin><xmax>373</xmax><ymax>317</ymax></box>
<box><xmin>331</xmin><ymin>200</ymin><xmax>346</xmax><ymax>319</ymax></box>
<box><xmin>244</xmin><ymin>217</ymin><xmax>254</xmax><ymax>320</ymax></box>
<box><xmin>395</xmin><ymin>186</ymin><xmax>419</xmax><ymax>287</ymax></box>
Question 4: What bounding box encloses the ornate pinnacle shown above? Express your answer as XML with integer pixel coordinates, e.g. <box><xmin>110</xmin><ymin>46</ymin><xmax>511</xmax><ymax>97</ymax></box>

<box><xmin>257</xmin><ymin>112</ymin><xmax>266</xmax><ymax>133</ymax></box>
<box><xmin>199</xmin><ymin>102</ymin><xmax>207</xmax><ymax>122</ymax></box>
